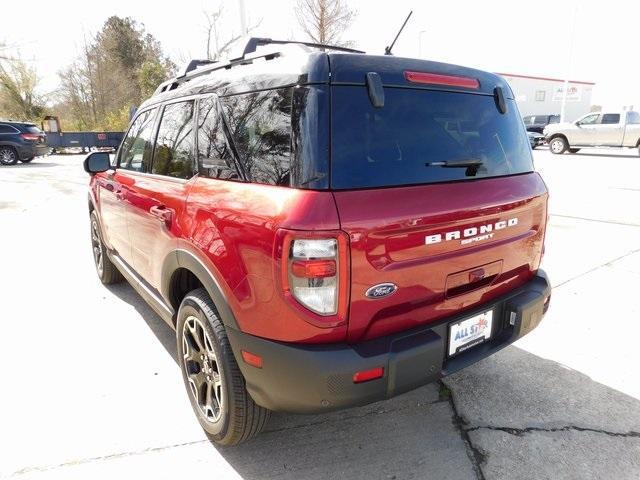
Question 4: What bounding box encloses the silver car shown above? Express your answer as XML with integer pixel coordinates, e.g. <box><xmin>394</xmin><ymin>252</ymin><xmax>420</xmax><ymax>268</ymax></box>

<box><xmin>544</xmin><ymin>111</ymin><xmax>640</xmax><ymax>155</ymax></box>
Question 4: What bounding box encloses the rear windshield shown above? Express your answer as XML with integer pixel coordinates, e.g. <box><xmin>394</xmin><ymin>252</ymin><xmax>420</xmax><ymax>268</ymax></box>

<box><xmin>331</xmin><ymin>87</ymin><xmax>533</xmax><ymax>189</ymax></box>
<box><xmin>25</xmin><ymin>125</ymin><xmax>42</xmax><ymax>134</ymax></box>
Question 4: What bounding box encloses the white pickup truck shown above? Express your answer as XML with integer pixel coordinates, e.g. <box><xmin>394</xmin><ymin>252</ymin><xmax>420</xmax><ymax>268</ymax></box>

<box><xmin>544</xmin><ymin>111</ymin><xmax>640</xmax><ymax>155</ymax></box>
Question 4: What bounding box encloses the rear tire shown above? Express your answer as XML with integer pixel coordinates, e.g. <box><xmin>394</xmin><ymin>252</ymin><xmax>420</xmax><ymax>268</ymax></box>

<box><xmin>549</xmin><ymin>137</ymin><xmax>568</xmax><ymax>154</ymax></box>
<box><xmin>90</xmin><ymin>210</ymin><xmax>123</xmax><ymax>284</ymax></box>
<box><xmin>177</xmin><ymin>288</ymin><xmax>270</xmax><ymax>446</ymax></box>
<box><xmin>0</xmin><ymin>146</ymin><xmax>18</xmax><ymax>165</ymax></box>
<box><xmin>568</xmin><ymin>148</ymin><xmax>581</xmax><ymax>154</ymax></box>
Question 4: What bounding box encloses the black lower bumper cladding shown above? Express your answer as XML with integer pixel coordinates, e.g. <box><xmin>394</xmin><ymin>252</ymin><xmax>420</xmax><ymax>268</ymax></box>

<box><xmin>227</xmin><ymin>270</ymin><xmax>551</xmax><ymax>414</ymax></box>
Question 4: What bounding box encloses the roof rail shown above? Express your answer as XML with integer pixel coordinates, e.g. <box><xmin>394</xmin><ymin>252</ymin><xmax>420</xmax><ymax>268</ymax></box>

<box><xmin>180</xmin><ymin>59</ymin><xmax>217</xmax><ymax>77</ymax></box>
<box><xmin>240</xmin><ymin>37</ymin><xmax>364</xmax><ymax>57</ymax></box>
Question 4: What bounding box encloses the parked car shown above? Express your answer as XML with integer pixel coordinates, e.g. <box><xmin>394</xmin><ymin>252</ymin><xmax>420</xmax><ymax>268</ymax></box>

<box><xmin>0</xmin><ymin>120</ymin><xmax>48</xmax><ymax>165</ymax></box>
<box><xmin>84</xmin><ymin>38</ymin><xmax>551</xmax><ymax>446</ymax></box>
<box><xmin>528</xmin><ymin>131</ymin><xmax>545</xmax><ymax>149</ymax></box>
<box><xmin>544</xmin><ymin>111</ymin><xmax>640</xmax><ymax>155</ymax></box>
<box><xmin>522</xmin><ymin>114</ymin><xmax>560</xmax><ymax>134</ymax></box>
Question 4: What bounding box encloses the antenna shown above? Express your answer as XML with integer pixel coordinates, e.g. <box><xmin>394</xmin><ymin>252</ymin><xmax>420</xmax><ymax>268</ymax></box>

<box><xmin>384</xmin><ymin>11</ymin><xmax>413</xmax><ymax>56</ymax></box>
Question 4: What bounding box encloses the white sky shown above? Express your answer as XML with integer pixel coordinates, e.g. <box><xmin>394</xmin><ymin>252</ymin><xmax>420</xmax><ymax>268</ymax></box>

<box><xmin>2</xmin><ymin>0</ymin><xmax>639</xmax><ymax>109</ymax></box>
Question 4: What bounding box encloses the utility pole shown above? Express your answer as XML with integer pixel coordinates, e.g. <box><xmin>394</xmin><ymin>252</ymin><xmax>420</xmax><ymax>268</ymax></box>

<box><xmin>239</xmin><ymin>0</ymin><xmax>248</xmax><ymax>36</ymax></box>
<box><xmin>560</xmin><ymin>3</ymin><xmax>578</xmax><ymax>123</ymax></box>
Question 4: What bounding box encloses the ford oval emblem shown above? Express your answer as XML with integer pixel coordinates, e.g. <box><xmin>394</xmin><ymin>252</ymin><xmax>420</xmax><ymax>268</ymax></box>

<box><xmin>365</xmin><ymin>283</ymin><xmax>398</xmax><ymax>299</ymax></box>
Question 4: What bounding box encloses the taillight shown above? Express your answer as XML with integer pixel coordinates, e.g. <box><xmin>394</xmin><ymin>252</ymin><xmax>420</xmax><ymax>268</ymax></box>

<box><xmin>288</xmin><ymin>238</ymin><xmax>339</xmax><ymax>315</ymax></box>
<box><xmin>20</xmin><ymin>133</ymin><xmax>41</xmax><ymax>141</ymax></box>
<box><xmin>404</xmin><ymin>71</ymin><xmax>479</xmax><ymax>89</ymax></box>
<box><xmin>278</xmin><ymin>230</ymin><xmax>349</xmax><ymax>325</ymax></box>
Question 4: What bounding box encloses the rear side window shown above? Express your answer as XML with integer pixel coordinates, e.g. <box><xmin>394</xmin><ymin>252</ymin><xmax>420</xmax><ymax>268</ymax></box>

<box><xmin>331</xmin><ymin>87</ymin><xmax>533</xmax><ymax>189</ymax></box>
<box><xmin>221</xmin><ymin>88</ymin><xmax>292</xmax><ymax>186</ymax></box>
<box><xmin>152</xmin><ymin>101</ymin><xmax>196</xmax><ymax>179</ymax></box>
<box><xmin>0</xmin><ymin>124</ymin><xmax>18</xmax><ymax>133</ymax></box>
<box><xmin>533</xmin><ymin>116</ymin><xmax>549</xmax><ymax>124</ymax></box>
<box><xmin>197</xmin><ymin>96</ymin><xmax>239</xmax><ymax>180</ymax></box>
<box><xmin>119</xmin><ymin>108</ymin><xmax>158</xmax><ymax>172</ymax></box>
<box><xmin>601</xmin><ymin>113</ymin><xmax>620</xmax><ymax>125</ymax></box>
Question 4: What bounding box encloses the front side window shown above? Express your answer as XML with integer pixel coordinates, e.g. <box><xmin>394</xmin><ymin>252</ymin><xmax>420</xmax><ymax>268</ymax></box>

<box><xmin>152</xmin><ymin>101</ymin><xmax>196</xmax><ymax>179</ymax></box>
<box><xmin>578</xmin><ymin>114</ymin><xmax>600</xmax><ymax>125</ymax></box>
<box><xmin>221</xmin><ymin>88</ymin><xmax>292</xmax><ymax>186</ymax></box>
<box><xmin>119</xmin><ymin>108</ymin><xmax>158</xmax><ymax>172</ymax></box>
<box><xmin>197</xmin><ymin>96</ymin><xmax>239</xmax><ymax>180</ymax></box>
<box><xmin>601</xmin><ymin>113</ymin><xmax>620</xmax><ymax>125</ymax></box>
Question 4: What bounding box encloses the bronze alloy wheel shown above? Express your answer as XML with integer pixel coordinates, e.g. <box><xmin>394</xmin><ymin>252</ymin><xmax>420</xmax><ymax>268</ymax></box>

<box><xmin>181</xmin><ymin>315</ymin><xmax>224</xmax><ymax>423</ymax></box>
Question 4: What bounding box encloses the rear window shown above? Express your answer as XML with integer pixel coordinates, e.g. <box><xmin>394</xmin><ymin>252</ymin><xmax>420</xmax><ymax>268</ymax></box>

<box><xmin>533</xmin><ymin>116</ymin><xmax>549</xmax><ymax>124</ymax></box>
<box><xmin>25</xmin><ymin>125</ymin><xmax>43</xmax><ymax>134</ymax></box>
<box><xmin>331</xmin><ymin>87</ymin><xmax>533</xmax><ymax>189</ymax></box>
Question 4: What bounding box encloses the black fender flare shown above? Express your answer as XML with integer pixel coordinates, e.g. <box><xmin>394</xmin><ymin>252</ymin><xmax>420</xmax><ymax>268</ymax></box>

<box><xmin>160</xmin><ymin>248</ymin><xmax>240</xmax><ymax>330</ymax></box>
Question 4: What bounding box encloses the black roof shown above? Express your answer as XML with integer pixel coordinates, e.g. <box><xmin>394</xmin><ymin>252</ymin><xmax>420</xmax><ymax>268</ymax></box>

<box><xmin>138</xmin><ymin>42</ymin><xmax>512</xmax><ymax>111</ymax></box>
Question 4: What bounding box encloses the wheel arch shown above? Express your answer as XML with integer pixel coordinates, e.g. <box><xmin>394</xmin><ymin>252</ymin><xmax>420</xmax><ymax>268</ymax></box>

<box><xmin>549</xmin><ymin>133</ymin><xmax>569</xmax><ymax>144</ymax></box>
<box><xmin>161</xmin><ymin>249</ymin><xmax>239</xmax><ymax>330</ymax></box>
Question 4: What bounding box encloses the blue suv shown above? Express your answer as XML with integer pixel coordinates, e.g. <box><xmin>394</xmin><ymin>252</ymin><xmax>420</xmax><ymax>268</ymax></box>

<box><xmin>0</xmin><ymin>121</ymin><xmax>48</xmax><ymax>165</ymax></box>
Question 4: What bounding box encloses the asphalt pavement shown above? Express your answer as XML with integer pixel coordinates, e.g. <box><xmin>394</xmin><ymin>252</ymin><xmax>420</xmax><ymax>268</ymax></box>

<box><xmin>0</xmin><ymin>148</ymin><xmax>638</xmax><ymax>479</ymax></box>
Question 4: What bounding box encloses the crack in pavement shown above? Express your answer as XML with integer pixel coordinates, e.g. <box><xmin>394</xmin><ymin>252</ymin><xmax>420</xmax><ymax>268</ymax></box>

<box><xmin>466</xmin><ymin>425</ymin><xmax>640</xmax><ymax>439</ymax></box>
<box><xmin>440</xmin><ymin>382</ymin><xmax>487</xmax><ymax>480</ymax></box>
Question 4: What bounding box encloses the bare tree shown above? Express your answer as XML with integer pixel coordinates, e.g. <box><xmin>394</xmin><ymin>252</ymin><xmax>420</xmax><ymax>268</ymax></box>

<box><xmin>295</xmin><ymin>0</ymin><xmax>356</xmax><ymax>45</ymax></box>
<box><xmin>203</xmin><ymin>5</ymin><xmax>262</xmax><ymax>61</ymax></box>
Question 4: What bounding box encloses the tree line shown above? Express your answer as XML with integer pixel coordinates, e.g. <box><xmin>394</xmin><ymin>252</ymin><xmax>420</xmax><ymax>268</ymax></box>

<box><xmin>0</xmin><ymin>0</ymin><xmax>355</xmax><ymax>132</ymax></box>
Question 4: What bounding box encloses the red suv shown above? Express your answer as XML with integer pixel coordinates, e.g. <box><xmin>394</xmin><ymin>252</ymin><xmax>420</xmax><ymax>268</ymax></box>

<box><xmin>84</xmin><ymin>39</ymin><xmax>551</xmax><ymax>445</ymax></box>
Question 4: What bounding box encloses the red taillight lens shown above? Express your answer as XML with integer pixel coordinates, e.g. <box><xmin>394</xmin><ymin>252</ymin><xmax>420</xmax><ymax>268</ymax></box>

<box><xmin>241</xmin><ymin>350</ymin><xmax>263</xmax><ymax>368</ymax></box>
<box><xmin>278</xmin><ymin>230</ymin><xmax>350</xmax><ymax>324</ymax></box>
<box><xmin>20</xmin><ymin>133</ymin><xmax>41</xmax><ymax>141</ymax></box>
<box><xmin>353</xmin><ymin>367</ymin><xmax>384</xmax><ymax>383</ymax></box>
<box><xmin>404</xmin><ymin>71</ymin><xmax>479</xmax><ymax>89</ymax></box>
<box><xmin>291</xmin><ymin>259</ymin><xmax>337</xmax><ymax>278</ymax></box>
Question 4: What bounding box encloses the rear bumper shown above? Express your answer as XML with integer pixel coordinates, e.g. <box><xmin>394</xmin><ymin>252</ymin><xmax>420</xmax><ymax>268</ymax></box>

<box><xmin>227</xmin><ymin>270</ymin><xmax>551</xmax><ymax>414</ymax></box>
<box><xmin>17</xmin><ymin>143</ymin><xmax>49</xmax><ymax>159</ymax></box>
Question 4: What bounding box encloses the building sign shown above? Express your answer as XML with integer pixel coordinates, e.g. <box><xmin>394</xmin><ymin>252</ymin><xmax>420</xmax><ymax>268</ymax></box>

<box><xmin>552</xmin><ymin>85</ymin><xmax>582</xmax><ymax>102</ymax></box>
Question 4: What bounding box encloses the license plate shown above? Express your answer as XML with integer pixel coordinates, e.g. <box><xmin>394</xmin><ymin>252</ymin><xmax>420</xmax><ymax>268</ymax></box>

<box><xmin>448</xmin><ymin>310</ymin><xmax>493</xmax><ymax>356</ymax></box>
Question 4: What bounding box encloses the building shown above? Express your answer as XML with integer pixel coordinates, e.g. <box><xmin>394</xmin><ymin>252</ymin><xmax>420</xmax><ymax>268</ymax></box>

<box><xmin>497</xmin><ymin>73</ymin><xmax>595</xmax><ymax>122</ymax></box>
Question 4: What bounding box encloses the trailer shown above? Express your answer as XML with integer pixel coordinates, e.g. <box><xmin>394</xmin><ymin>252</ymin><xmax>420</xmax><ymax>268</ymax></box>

<box><xmin>42</xmin><ymin>116</ymin><xmax>124</xmax><ymax>152</ymax></box>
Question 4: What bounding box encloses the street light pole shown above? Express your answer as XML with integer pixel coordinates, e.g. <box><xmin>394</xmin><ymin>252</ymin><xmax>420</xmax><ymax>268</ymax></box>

<box><xmin>560</xmin><ymin>3</ymin><xmax>578</xmax><ymax>123</ymax></box>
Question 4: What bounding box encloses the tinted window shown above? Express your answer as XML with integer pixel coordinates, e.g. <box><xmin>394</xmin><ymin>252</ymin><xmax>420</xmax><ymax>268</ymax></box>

<box><xmin>579</xmin><ymin>114</ymin><xmax>599</xmax><ymax>125</ymax></box>
<box><xmin>627</xmin><ymin>111</ymin><xmax>640</xmax><ymax>124</ymax></box>
<box><xmin>601</xmin><ymin>113</ymin><xmax>620</xmax><ymax>125</ymax></box>
<box><xmin>221</xmin><ymin>88</ymin><xmax>292</xmax><ymax>186</ymax></box>
<box><xmin>152</xmin><ymin>101</ymin><xmax>196</xmax><ymax>179</ymax></box>
<box><xmin>0</xmin><ymin>124</ymin><xmax>18</xmax><ymax>133</ymax></box>
<box><xmin>533</xmin><ymin>116</ymin><xmax>549</xmax><ymax>124</ymax></box>
<box><xmin>197</xmin><ymin>96</ymin><xmax>239</xmax><ymax>180</ymax></box>
<box><xmin>25</xmin><ymin>125</ymin><xmax>42</xmax><ymax>134</ymax></box>
<box><xmin>119</xmin><ymin>109</ymin><xmax>158</xmax><ymax>172</ymax></box>
<box><xmin>331</xmin><ymin>87</ymin><xmax>533</xmax><ymax>189</ymax></box>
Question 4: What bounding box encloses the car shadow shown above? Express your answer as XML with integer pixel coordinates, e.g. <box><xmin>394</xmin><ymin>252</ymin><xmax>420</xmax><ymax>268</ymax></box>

<box><xmin>107</xmin><ymin>281</ymin><xmax>640</xmax><ymax>479</ymax></box>
<box><xmin>569</xmin><ymin>152</ymin><xmax>639</xmax><ymax>159</ymax></box>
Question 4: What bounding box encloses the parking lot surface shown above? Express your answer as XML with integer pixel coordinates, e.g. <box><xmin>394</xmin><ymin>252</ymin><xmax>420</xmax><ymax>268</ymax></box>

<box><xmin>1</xmin><ymin>149</ymin><xmax>639</xmax><ymax>479</ymax></box>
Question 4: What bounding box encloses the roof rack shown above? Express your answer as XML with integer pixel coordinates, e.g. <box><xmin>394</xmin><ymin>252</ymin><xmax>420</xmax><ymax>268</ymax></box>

<box><xmin>153</xmin><ymin>37</ymin><xmax>364</xmax><ymax>97</ymax></box>
<box><xmin>240</xmin><ymin>37</ymin><xmax>364</xmax><ymax>57</ymax></box>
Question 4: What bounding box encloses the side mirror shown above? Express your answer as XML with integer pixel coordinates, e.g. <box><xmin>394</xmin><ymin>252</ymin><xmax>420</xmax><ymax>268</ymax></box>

<box><xmin>83</xmin><ymin>152</ymin><xmax>112</xmax><ymax>174</ymax></box>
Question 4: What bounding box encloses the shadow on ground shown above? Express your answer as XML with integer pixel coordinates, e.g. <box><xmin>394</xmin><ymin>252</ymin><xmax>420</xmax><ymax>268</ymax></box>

<box><xmin>109</xmin><ymin>281</ymin><xmax>640</xmax><ymax>480</ymax></box>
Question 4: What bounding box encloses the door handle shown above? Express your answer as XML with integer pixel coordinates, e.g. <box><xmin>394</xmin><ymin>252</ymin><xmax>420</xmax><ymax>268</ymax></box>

<box><xmin>149</xmin><ymin>205</ymin><xmax>173</xmax><ymax>227</ymax></box>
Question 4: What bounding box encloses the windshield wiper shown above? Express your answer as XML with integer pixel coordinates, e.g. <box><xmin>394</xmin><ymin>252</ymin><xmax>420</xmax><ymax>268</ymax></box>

<box><xmin>425</xmin><ymin>159</ymin><xmax>484</xmax><ymax>168</ymax></box>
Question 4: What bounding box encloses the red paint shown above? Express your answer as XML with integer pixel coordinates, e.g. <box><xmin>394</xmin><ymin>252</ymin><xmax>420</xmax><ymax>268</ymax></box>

<box><xmin>92</xmin><ymin>169</ymin><xmax>547</xmax><ymax>346</ymax></box>
<box><xmin>404</xmin><ymin>71</ymin><xmax>479</xmax><ymax>89</ymax></box>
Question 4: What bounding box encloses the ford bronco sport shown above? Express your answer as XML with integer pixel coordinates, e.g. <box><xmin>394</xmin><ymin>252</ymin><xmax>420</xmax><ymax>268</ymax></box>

<box><xmin>84</xmin><ymin>38</ymin><xmax>551</xmax><ymax>445</ymax></box>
